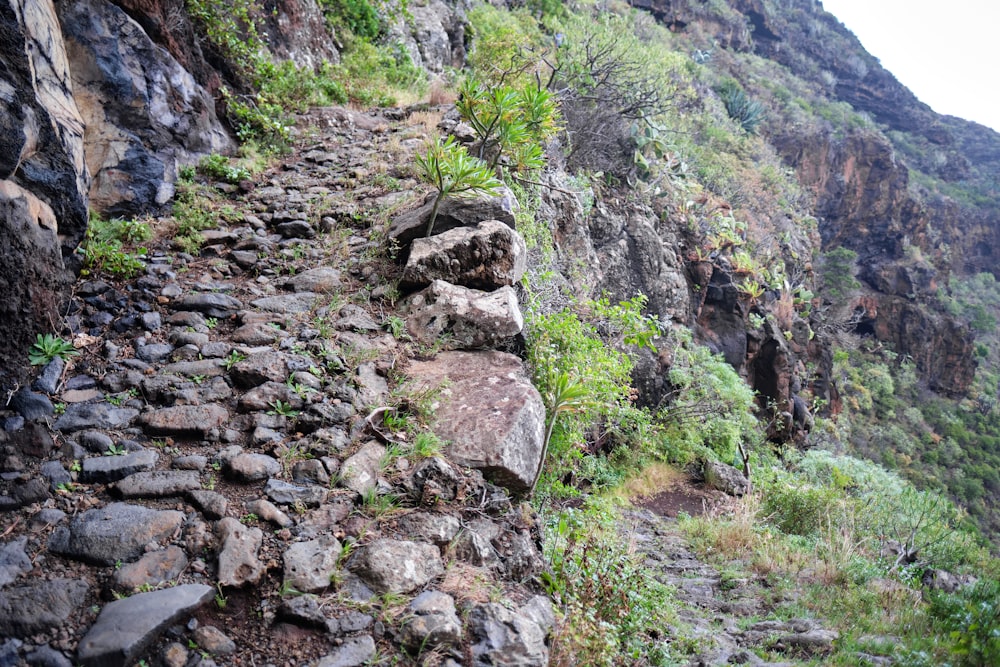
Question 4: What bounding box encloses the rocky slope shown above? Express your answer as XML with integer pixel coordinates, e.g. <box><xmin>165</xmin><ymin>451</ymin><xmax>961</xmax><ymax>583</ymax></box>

<box><xmin>0</xmin><ymin>106</ymin><xmax>854</xmax><ymax>667</ymax></box>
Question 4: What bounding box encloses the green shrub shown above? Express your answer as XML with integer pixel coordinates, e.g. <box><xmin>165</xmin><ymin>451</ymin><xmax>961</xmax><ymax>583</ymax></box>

<box><xmin>414</xmin><ymin>136</ymin><xmax>503</xmax><ymax>236</ymax></box>
<box><xmin>457</xmin><ymin>75</ymin><xmax>559</xmax><ymax>176</ymax></box>
<box><xmin>929</xmin><ymin>578</ymin><xmax>1000</xmax><ymax>666</ymax></box>
<box><xmin>320</xmin><ymin>0</ymin><xmax>383</xmax><ymax>42</ymax></box>
<box><xmin>78</xmin><ymin>215</ymin><xmax>152</xmax><ymax>279</ymax></box>
<box><xmin>543</xmin><ymin>504</ymin><xmax>675</xmax><ymax>665</ymax></box>
<box><xmin>821</xmin><ymin>247</ymin><xmax>860</xmax><ymax>303</ymax></box>
<box><xmin>525</xmin><ymin>298</ymin><xmax>656</xmax><ymax>494</ymax></box>
<box><xmin>759</xmin><ymin>471</ymin><xmax>846</xmax><ymax>536</ymax></box>
<box><xmin>656</xmin><ymin>328</ymin><xmax>760</xmax><ymax>465</ymax></box>
<box><xmin>465</xmin><ymin>5</ymin><xmax>544</xmax><ymax>86</ymax></box>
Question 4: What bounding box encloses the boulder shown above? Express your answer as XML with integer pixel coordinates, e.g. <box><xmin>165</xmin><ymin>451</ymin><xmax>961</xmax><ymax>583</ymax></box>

<box><xmin>469</xmin><ymin>597</ymin><xmax>554</xmax><ymax>667</ymax></box>
<box><xmin>405</xmin><ymin>280</ymin><xmax>523</xmax><ymax>349</ymax></box>
<box><xmin>347</xmin><ymin>539</ymin><xmax>443</xmax><ymax>594</ymax></box>
<box><xmin>402</xmin><ymin>220</ymin><xmax>527</xmax><ymax>291</ymax></box>
<box><xmin>406</xmin><ymin>351</ymin><xmax>545</xmax><ymax>492</ymax></box>
<box><xmin>0</xmin><ymin>0</ymin><xmax>86</xmax><ymax>392</ymax></box>
<box><xmin>389</xmin><ymin>189</ymin><xmax>518</xmax><ymax>253</ymax></box>
<box><xmin>703</xmin><ymin>460</ymin><xmax>750</xmax><ymax>497</ymax></box>
<box><xmin>398</xmin><ymin>591</ymin><xmax>463</xmax><ymax>650</ymax></box>
<box><xmin>58</xmin><ymin>0</ymin><xmax>233</xmax><ymax>216</ymax></box>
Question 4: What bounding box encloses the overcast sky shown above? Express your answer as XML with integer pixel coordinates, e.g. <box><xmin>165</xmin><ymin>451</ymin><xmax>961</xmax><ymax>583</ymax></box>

<box><xmin>819</xmin><ymin>0</ymin><xmax>1000</xmax><ymax>132</ymax></box>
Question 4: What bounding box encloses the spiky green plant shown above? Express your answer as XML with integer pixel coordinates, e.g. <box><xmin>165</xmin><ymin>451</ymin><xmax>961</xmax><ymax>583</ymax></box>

<box><xmin>718</xmin><ymin>81</ymin><xmax>766</xmax><ymax>134</ymax></box>
<box><xmin>29</xmin><ymin>334</ymin><xmax>79</xmax><ymax>366</ymax></box>
<box><xmin>531</xmin><ymin>370</ymin><xmax>593</xmax><ymax>493</ymax></box>
<box><xmin>414</xmin><ymin>136</ymin><xmax>503</xmax><ymax>237</ymax></box>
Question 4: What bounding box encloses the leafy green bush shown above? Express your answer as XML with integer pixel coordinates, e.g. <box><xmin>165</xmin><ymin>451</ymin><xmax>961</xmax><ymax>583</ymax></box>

<box><xmin>525</xmin><ymin>298</ymin><xmax>656</xmax><ymax>494</ymax></box>
<box><xmin>656</xmin><ymin>328</ymin><xmax>760</xmax><ymax>465</ymax></box>
<box><xmin>320</xmin><ymin>0</ymin><xmax>383</xmax><ymax>42</ymax></box>
<box><xmin>929</xmin><ymin>578</ymin><xmax>1000</xmax><ymax>666</ymax></box>
<box><xmin>457</xmin><ymin>75</ymin><xmax>559</xmax><ymax>176</ymax></box>
<box><xmin>465</xmin><ymin>5</ymin><xmax>544</xmax><ymax>87</ymax></box>
<box><xmin>543</xmin><ymin>504</ymin><xmax>675</xmax><ymax>665</ymax></box>
<box><xmin>759</xmin><ymin>470</ymin><xmax>846</xmax><ymax>536</ymax></box>
<box><xmin>78</xmin><ymin>215</ymin><xmax>152</xmax><ymax>279</ymax></box>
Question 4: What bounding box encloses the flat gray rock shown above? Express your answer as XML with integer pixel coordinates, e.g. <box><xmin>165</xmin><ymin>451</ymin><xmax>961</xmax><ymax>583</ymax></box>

<box><xmin>76</xmin><ymin>584</ymin><xmax>213</xmax><ymax>667</ymax></box>
<box><xmin>187</xmin><ymin>489</ymin><xmax>229</xmax><ymax>519</ymax></box>
<box><xmin>48</xmin><ymin>503</ymin><xmax>184</xmax><ymax>565</ymax></box>
<box><xmin>265</xmin><ymin>479</ymin><xmax>327</xmax><ymax>507</ymax></box>
<box><xmin>284</xmin><ymin>267</ymin><xmax>341</xmax><ymax>293</ymax></box>
<box><xmin>251</xmin><ymin>293</ymin><xmax>319</xmax><ymax>314</ymax></box>
<box><xmin>340</xmin><ymin>442</ymin><xmax>385</xmax><ymax>495</ymax></box>
<box><xmin>80</xmin><ymin>449</ymin><xmax>159</xmax><ymax>484</ymax></box>
<box><xmin>138</xmin><ymin>404</ymin><xmax>230</xmax><ymax>438</ymax></box>
<box><xmin>54</xmin><ymin>403</ymin><xmax>139</xmax><ymax>433</ymax></box>
<box><xmin>0</xmin><ymin>578</ymin><xmax>88</xmax><ymax>637</ymax></box>
<box><xmin>112</xmin><ymin>546</ymin><xmax>188</xmax><ymax>592</ymax></box>
<box><xmin>112</xmin><ymin>470</ymin><xmax>201</xmax><ymax>498</ymax></box>
<box><xmin>216</xmin><ymin>518</ymin><xmax>265</xmax><ymax>587</ymax></box>
<box><xmin>230</xmin><ymin>351</ymin><xmax>292</xmax><ymax>388</ymax></box>
<box><xmin>225</xmin><ymin>453</ymin><xmax>281</xmax><ymax>482</ymax></box>
<box><xmin>172</xmin><ymin>293</ymin><xmax>243</xmax><ymax>318</ymax></box>
<box><xmin>314</xmin><ymin>635</ymin><xmax>376</xmax><ymax>667</ymax></box>
<box><xmin>347</xmin><ymin>539</ymin><xmax>443</xmax><ymax>594</ymax></box>
<box><xmin>283</xmin><ymin>535</ymin><xmax>341</xmax><ymax>594</ymax></box>
<box><xmin>161</xmin><ymin>358</ymin><xmax>226</xmax><ymax>378</ymax></box>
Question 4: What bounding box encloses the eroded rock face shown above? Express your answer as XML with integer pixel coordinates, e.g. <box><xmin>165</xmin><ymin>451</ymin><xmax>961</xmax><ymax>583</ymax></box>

<box><xmin>0</xmin><ymin>182</ymin><xmax>72</xmax><ymax>392</ymax></box>
<box><xmin>406</xmin><ymin>351</ymin><xmax>545</xmax><ymax>492</ymax></box>
<box><xmin>258</xmin><ymin>0</ymin><xmax>340</xmax><ymax>68</ymax></box>
<box><xmin>58</xmin><ymin>0</ymin><xmax>234</xmax><ymax>216</ymax></box>
<box><xmin>0</xmin><ymin>0</ymin><xmax>87</xmax><ymax>391</ymax></box>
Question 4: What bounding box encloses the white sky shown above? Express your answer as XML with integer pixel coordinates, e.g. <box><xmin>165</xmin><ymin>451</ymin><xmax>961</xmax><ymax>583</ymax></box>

<box><xmin>819</xmin><ymin>0</ymin><xmax>1000</xmax><ymax>132</ymax></box>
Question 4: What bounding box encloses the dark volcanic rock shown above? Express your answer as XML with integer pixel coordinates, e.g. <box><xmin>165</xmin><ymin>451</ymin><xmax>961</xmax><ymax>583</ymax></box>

<box><xmin>138</xmin><ymin>404</ymin><xmax>229</xmax><ymax>438</ymax></box>
<box><xmin>111</xmin><ymin>470</ymin><xmax>202</xmax><ymax>498</ymax></box>
<box><xmin>48</xmin><ymin>503</ymin><xmax>184</xmax><ymax>565</ymax></box>
<box><xmin>76</xmin><ymin>584</ymin><xmax>214</xmax><ymax>667</ymax></box>
<box><xmin>54</xmin><ymin>403</ymin><xmax>139</xmax><ymax>433</ymax></box>
<box><xmin>171</xmin><ymin>293</ymin><xmax>243</xmax><ymax>318</ymax></box>
<box><xmin>80</xmin><ymin>450</ymin><xmax>159</xmax><ymax>484</ymax></box>
<box><xmin>0</xmin><ymin>579</ymin><xmax>89</xmax><ymax>637</ymax></box>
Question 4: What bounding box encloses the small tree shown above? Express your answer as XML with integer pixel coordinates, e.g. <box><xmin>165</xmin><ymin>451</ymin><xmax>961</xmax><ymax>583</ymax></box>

<box><xmin>414</xmin><ymin>136</ymin><xmax>503</xmax><ymax>237</ymax></box>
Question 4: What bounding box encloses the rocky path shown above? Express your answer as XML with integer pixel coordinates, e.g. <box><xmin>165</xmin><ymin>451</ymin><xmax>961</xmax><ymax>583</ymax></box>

<box><xmin>0</xmin><ymin>106</ymin><xmax>551</xmax><ymax>667</ymax></box>
<box><xmin>0</xmin><ymin>103</ymin><xmax>850</xmax><ymax>667</ymax></box>
<box><xmin>624</xmin><ymin>503</ymin><xmax>839</xmax><ymax>667</ymax></box>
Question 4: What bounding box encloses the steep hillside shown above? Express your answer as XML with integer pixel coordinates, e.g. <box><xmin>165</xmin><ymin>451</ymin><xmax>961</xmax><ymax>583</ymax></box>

<box><xmin>2</xmin><ymin>0</ymin><xmax>1000</xmax><ymax>664</ymax></box>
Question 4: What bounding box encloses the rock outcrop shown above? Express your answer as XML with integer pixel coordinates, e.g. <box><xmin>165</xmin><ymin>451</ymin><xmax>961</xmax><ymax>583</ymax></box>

<box><xmin>58</xmin><ymin>0</ymin><xmax>234</xmax><ymax>215</ymax></box>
